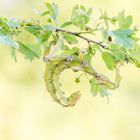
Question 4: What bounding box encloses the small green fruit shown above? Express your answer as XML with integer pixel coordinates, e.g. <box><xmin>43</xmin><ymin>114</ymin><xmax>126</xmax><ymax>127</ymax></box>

<box><xmin>75</xmin><ymin>77</ymin><xmax>80</xmax><ymax>83</ymax></box>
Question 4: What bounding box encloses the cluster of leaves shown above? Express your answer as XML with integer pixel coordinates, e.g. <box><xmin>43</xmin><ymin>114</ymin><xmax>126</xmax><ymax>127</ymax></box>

<box><xmin>0</xmin><ymin>2</ymin><xmax>140</xmax><ymax>102</ymax></box>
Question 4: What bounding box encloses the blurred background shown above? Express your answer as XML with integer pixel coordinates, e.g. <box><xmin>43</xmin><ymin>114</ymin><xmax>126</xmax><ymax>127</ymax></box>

<box><xmin>0</xmin><ymin>0</ymin><xmax>140</xmax><ymax>140</ymax></box>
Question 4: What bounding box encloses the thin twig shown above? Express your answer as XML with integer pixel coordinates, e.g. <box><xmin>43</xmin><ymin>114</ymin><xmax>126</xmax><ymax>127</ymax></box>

<box><xmin>55</xmin><ymin>28</ymin><xmax>106</xmax><ymax>49</ymax></box>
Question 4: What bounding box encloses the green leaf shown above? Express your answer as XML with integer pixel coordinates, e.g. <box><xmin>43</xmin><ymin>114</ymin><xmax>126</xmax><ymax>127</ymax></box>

<box><xmin>64</xmin><ymin>33</ymin><xmax>78</xmax><ymax>44</ymax></box>
<box><xmin>100</xmin><ymin>10</ymin><xmax>109</xmax><ymax>29</ymax></box>
<box><xmin>90</xmin><ymin>44</ymin><xmax>101</xmax><ymax>53</ymax></box>
<box><xmin>42</xmin><ymin>25</ymin><xmax>56</xmax><ymax>32</ymax></box>
<box><xmin>101</xmin><ymin>29</ymin><xmax>109</xmax><ymax>41</ymax></box>
<box><xmin>118</xmin><ymin>10</ymin><xmax>133</xmax><ymax>29</ymax></box>
<box><xmin>11</xmin><ymin>48</ymin><xmax>17</xmax><ymax>62</ymax></box>
<box><xmin>61</xmin><ymin>21</ymin><xmax>72</xmax><ymax>28</ymax></box>
<box><xmin>130</xmin><ymin>45</ymin><xmax>140</xmax><ymax>64</ymax></box>
<box><xmin>83</xmin><ymin>53</ymin><xmax>92</xmax><ymax>62</ymax></box>
<box><xmin>90</xmin><ymin>78</ymin><xmax>109</xmax><ymax>97</ymax></box>
<box><xmin>41</xmin><ymin>30</ymin><xmax>52</xmax><ymax>42</ymax></box>
<box><xmin>109</xmin><ymin>29</ymin><xmax>135</xmax><ymax>49</ymax></box>
<box><xmin>109</xmin><ymin>44</ymin><xmax>126</xmax><ymax>61</ymax></box>
<box><xmin>60</xmin><ymin>44</ymin><xmax>69</xmax><ymax>51</ymax></box>
<box><xmin>8</xmin><ymin>18</ymin><xmax>20</xmax><ymax>28</ymax></box>
<box><xmin>90</xmin><ymin>78</ymin><xmax>99</xmax><ymax>97</ymax></box>
<box><xmin>52</xmin><ymin>3</ymin><xmax>58</xmax><ymax>17</ymax></box>
<box><xmin>45</xmin><ymin>3</ymin><xmax>56</xmax><ymax>17</ymax></box>
<box><xmin>40</xmin><ymin>10</ymin><xmax>50</xmax><ymax>16</ymax></box>
<box><xmin>26</xmin><ymin>25</ymin><xmax>52</xmax><ymax>42</ymax></box>
<box><xmin>25</xmin><ymin>25</ymin><xmax>41</xmax><ymax>35</ymax></box>
<box><xmin>99</xmin><ymin>86</ymin><xmax>108</xmax><ymax>97</ymax></box>
<box><xmin>87</xmin><ymin>8</ymin><xmax>92</xmax><ymax>17</ymax></box>
<box><xmin>45</xmin><ymin>2</ymin><xmax>58</xmax><ymax>24</ymax></box>
<box><xmin>102</xmin><ymin>51</ymin><xmax>116</xmax><ymax>70</ymax></box>
<box><xmin>0</xmin><ymin>35</ymin><xmax>19</xmax><ymax>48</ymax></box>
<box><xmin>18</xmin><ymin>42</ymin><xmax>41</xmax><ymax>61</ymax></box>
<box><xmin>28</xmin><ymin>44</ymin><xmax>42</xmax><ymax>57</ymax></box>
<box><xmin>71</xmin><ymin>5</ymin><xmax>92</xmax><ymax>29</ymax></box>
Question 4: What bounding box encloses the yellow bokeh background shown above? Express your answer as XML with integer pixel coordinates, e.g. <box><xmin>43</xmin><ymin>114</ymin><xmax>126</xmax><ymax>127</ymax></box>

<box><xmin>0</xmin><ymin>0</ymin><xmax>140</xmax><ymax>140</ymax></box>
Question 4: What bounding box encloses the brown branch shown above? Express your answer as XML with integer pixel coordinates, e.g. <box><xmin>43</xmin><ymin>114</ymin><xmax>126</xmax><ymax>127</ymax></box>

<box><xmin>55</xmin><ymin>28</ymin><xmax>106</xmax><ymax>49</ymax></box>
